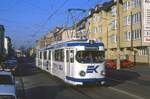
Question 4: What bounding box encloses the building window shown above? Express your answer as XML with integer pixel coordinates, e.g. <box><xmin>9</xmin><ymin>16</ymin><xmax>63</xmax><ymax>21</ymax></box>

<box><xmin>98</xmin><ymin>26</ymin><xmax>102</xmax><ymax>34</ymax></box>
<box><xmin>109</xmin><ymin>34</ymin><xmax>117</xmax><ymax>43</ymax></box>
<box><xmin>93</xmin><ymin>15</ymin><xmax>98</xmax><ymax>22</ymax></box>
<box><xmin>138</xmin><ymin>47</ymin><xmax>148</xmax><ymax>56</ymax></box>
<box><xmin>124</xmin><ymin>31</ymin><xmax>131</xmax><ymax>41</ymax></box>
<box><xmin>132</xmin><ymin>12</ymin><xmax>141</xmax><ymax>24</ymax></box>
<box><xmin>144</xmin><ymin>31</ymin><xmax>150</xmax><ymax>36</ymax></box>
<box><xmin>124</xmin><ymin>16</ymin><xmax>131</xmax><ymax>26</ymax></box>
<box><xmin>123</xmin><ymin>1</ymin><xmax>130</xmax><ymax>10</ymax></box>
<box><xmin>131</xmin><ymin>29</ymin><xmax>141</xmax><ymax>40</ymax></box>
<box><xmin>132</xmin><ymin>0</ymin><xmax>141</xmax><ymax>8</ymax></box>
<box><xmin>110</xmin><ymin>20</ymin><xmax>117</xmax><ymax>30</ymax></box>
<box><xmin>124</xmin><ymin>29</ymin><xmax>141</xmax><ymax>41</ymax></box>
<box><xmin>111</xmin><ymin>7</ymin><xmax>117</xmax><ymax>16</ymax></box>
<box><xmin>94</xmin><ymin>28</ymin><xmax>97</xmax><ymax>34</ymax></box>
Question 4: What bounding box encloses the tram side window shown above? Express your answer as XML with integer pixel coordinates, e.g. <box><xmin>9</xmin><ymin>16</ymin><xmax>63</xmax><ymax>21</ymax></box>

<box><xmin>54</xmin><ymin>49</ymin><xmax>64</xmax><ymax>62</ymax></box>
<box><xmin>48</xmin><ymin>51</ymin><xmax>51</xmax><ymax>60</ymax></box>
<box><xmin>40</xmin><ymin>52</ymin><xmax>42</xmax><ymax>59</ymax></box>
<box><xmin>66</xmin><ymin>50</ymin><xmax>69</xmax><ymax>62</ymax></box>
<box><xmin>70</xmin><ymin>50</ymin><xmax>74</xmax><ymax>63</ymax></box>
<box><xmin>44</xmin><ymin>51</ymin><xmax>47</xmax><ymax>60</ymax></box>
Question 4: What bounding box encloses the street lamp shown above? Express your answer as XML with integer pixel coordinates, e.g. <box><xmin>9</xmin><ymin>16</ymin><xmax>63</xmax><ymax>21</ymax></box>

<box><xmin>116</xmin><ymin>0</ymin><xmax>121</xmax><ymax>70</ymax></box>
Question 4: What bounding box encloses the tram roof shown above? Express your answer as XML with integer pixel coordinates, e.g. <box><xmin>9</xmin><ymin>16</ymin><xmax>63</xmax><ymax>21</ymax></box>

<box><xmin>45</xmin><ymin>40</ymin><xmax>104</xmax><ymax>50</ymax></box>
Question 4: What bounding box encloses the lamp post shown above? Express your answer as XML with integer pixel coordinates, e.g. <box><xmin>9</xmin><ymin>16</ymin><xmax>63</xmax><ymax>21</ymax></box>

<box><xmin>116</xmin><ymin>0</ymin><xmax>121</xmax><ymax>70</ymax></box>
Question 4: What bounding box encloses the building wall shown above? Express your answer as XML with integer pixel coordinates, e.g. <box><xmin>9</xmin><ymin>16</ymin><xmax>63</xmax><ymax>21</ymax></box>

<box><xmin>0</xmin><ymin>25</ymin><xmax>5</xmax><ymax>55</ymax></box>
<box><xmin>87</xmin><ymin>0</ymin><xmax>149</xmax><ymax>63</ymax></box>
<box><xmin>4</xmin><ymin>37</ymin><xmax>8</xmax><ymax>54</ymax></box>
<box><xmin>62</xmin><ymin>29</ymin><xmax>76</xmax><ymax>41</ymax></box>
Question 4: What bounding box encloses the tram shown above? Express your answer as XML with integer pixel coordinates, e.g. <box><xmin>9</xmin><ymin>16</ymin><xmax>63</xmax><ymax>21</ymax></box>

<box><xmin>36</xmin><ymin>39</ymin><xmax>106</xmax><ymax>85</ymax></box>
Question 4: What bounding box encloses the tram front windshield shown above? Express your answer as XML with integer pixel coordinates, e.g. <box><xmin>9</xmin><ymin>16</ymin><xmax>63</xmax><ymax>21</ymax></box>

<box><xmin>76</xmin><ymin>51</ymin><xmax>105</xmax><ymax>63</ymax></box>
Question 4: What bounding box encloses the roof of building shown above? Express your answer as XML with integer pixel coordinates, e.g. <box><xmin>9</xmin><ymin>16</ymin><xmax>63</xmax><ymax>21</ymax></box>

<box><xmin>87</xmin><ymin>0</ymin><xmax>116</xmax><ymax>18</ymax></box>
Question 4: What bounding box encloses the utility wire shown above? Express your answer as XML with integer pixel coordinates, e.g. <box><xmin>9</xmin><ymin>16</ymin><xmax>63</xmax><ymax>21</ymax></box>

<box><xmin>31</xmin><ymin>0</ymin><xmax>69</xmax><ymax>37</ymax></box>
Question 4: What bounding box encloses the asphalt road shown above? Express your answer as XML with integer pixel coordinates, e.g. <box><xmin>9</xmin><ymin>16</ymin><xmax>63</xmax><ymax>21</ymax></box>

<box><xmin>15</xmin><ymin>60</ymin><xmax>150</xmax><ymax>99</ymax></box>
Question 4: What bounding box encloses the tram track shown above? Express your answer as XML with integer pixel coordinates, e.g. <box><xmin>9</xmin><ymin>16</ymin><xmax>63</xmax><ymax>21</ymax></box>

<box><xmin>68</xmin><ymin>77</ymin><xmax>146</xmax><ymax>99</ymax></box>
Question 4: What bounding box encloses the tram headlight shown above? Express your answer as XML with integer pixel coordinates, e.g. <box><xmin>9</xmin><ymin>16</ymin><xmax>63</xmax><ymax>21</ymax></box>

<box><xmin>101</xmin><ymin>71</ymin><xmax>106</xmax><ymax>76</ymax></box>
<box><xmin>79</xmin><ymin>71</ymin><xmax>86</xmax><ymax>77</ymax></box>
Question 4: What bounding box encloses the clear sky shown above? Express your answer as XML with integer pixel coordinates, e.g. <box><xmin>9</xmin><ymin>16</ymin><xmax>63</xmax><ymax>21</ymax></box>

<box><xmin>0</xmin><ymin>0</ymin><xmax>109</xmax><ymax>49</ymax></box>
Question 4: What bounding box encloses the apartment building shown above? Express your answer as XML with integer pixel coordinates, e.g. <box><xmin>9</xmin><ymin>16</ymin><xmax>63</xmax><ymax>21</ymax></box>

<box><xmin>4</xmin><ymin>36</ymin><xmax>12</xmax><ymax>55</ymax></box>
<box><xmin>122</xmin><ymin>0</ymin><xmax>144</xmax><ymax>62</ymax></box>
<box><xmin>87</xmin><ymin>1</ymin><xmax>118</xmax><ymax>59</ymax></box>
<box><xmin>0</xmin><ymin>25</ymin><xmax>5</xmax><ymax>55</ymax></box>
<box><xmin>86</xmin><ymin>0</ymin><xmax>150</xmax><ymax>63</ymax></box>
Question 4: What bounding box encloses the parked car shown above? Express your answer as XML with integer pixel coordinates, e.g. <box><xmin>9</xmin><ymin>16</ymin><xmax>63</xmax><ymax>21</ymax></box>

<box><xmin>0</xmin><ymin>85</ymin><xmax>17</xmax><ymax>99</ymax></box>
<box><xmin>121</xmin><ymin>59</ymin><xmax>134</xmax><ymax>68</ymax></box>
<box><xmin>0</xmin><ymin>71</ymin><xmax>19</xmax><ymax>99</ymax></box>
<box><xmin>105</xmin><ymin>59</ymin><xmax>133</xmax><ymax>69</ymax></box>
<box><xmin>105</xmin><ymin>59</ymin><xmax>116</xmax><ymax>69</ymax></box>
<box><xmin>0</xmin><ymin>71</ymin><xmax>15</xmax><ymax>85</ymax></box>
<box><xmin>2</xmin><ymin>60</ymin><xmax>18</xmax><ymax>73</ymax></box>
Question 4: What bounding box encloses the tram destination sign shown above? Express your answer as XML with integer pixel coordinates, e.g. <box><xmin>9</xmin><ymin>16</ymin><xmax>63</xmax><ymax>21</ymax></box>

<box><xmin>143</xmin><ymin>0</ymin><xmax>150</xmax><ymax>43</ymax></box>
<box><xmin>85</xmin><ymin>47</ymin><xmax>99</xmax><ymax>50</ymax></box>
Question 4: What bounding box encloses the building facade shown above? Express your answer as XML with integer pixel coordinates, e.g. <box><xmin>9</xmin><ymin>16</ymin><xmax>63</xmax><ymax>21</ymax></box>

<box><xmin>87</xmin><ymin>0</ymin><xmax>149</xmax><ymax>63</ymax></box>
<box><xmin>4</xmin><ymin>36</ymin><xmax>13</xmax><ymax>56</ymax></box>
<box><xmin>0</xmin><ymin>25</ymin><xmax>5</xmax><ymax>55</ymax></box>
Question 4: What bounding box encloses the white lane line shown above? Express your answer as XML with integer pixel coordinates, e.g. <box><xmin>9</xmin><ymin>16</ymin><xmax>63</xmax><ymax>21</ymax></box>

<box><xmin>109</xmin><ymin>87</ymin><xmax>144</xmax><ymax>99</ymax></box>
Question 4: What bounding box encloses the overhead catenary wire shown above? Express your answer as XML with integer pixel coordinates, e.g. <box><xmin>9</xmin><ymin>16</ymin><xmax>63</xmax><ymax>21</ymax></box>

<box><xmin>31</xmin><ymin>0</ymin><xmax>69</xmax><ymax>38</ymax></box>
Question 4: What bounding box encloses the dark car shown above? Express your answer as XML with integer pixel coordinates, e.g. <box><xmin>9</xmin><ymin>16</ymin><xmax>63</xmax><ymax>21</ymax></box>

<box><xmin>2</xmin><ymin>60</ymin><xmax>18</xmax><ymax>73</ymax></box>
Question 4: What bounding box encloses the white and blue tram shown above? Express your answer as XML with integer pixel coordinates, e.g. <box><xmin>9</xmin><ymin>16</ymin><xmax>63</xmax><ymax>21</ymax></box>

<box><xmin>36</xmin><ymin>40</ymin><xmax>106</xmax><ymax>85</ymax></box>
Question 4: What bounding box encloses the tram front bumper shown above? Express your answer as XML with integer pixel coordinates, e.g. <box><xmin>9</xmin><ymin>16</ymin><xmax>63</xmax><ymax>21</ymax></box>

<box><xmin>66</xmin><ymin>76</ymin><xmax>106</xmax><ymax>83</ymax></box>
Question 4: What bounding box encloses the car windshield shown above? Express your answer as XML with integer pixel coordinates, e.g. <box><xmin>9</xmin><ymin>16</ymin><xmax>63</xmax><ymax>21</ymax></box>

<box><xmin>0</xmin><ymin>75</ymin><xmax>13</xmax><ymax>84</ymax></box>
<box><xmin>0</xmin><ymin>95</ymin><xmax>15</xmax><ymax>99</ymax></box>
<box><xmin>3</xmin><ymin>62</ymin><xmax>17</xmax><ymax>67</ymax></box>
<box><xmin>76</xmin><ymin>51</ymin><xmax>105</xmax><ymax>63</ymax></box>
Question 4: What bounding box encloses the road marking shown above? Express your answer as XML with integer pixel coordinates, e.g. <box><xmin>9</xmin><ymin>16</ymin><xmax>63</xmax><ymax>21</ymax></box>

<box><xmin>109</xmin><ymin>87</ymin><xmax>144</xmax><ymax>99</ymax></box>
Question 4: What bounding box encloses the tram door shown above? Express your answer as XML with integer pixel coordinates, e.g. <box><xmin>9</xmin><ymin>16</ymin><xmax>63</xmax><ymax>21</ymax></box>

<box><xmin>66</xmin><ymin>49</ymin><xmax>74</xmax><ymax>76</ymax></box>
